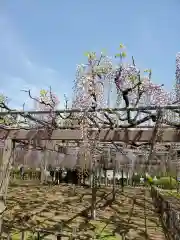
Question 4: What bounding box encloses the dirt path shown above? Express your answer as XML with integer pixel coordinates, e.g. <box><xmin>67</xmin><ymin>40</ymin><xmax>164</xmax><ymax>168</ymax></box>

<box><xmin>117</xmin><ymin>188</ymin><xmax>166</xmax><ymax>239</ymax></box>
<box><xmin>3</xmin><ymin>185</ymin><xmax>167</xmax><ymax>239</ymax></box>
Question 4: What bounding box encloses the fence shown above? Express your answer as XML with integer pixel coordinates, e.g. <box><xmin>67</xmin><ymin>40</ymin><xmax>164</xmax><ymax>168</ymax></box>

<box><xmin>9</xmin><ymin>170</ymin><xmax>149</xmax><ymax>189</ymax></box>
<box><xmin>151</xmin><ymin>187</ymin><xmax>180</xmax><ymax>240</ymax></box>
<box><xmin>10</xmin><ymin>170</ymin><xmax>41</xmax><ymax>181</ymax></box>
<box><xmin>9</xmin><ymin>170</ymin><xmax>125</xmax><ymax>187</ymax></box>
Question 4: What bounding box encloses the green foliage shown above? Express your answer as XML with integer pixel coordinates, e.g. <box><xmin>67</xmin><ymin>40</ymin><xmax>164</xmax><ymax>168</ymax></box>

<box><xmin>0</xmin><ymin>94</ymin><xmax>6</xmax><ymax>103</ymax></box>
<box><xmin>84</xmin><ymin>52</ymin><xmax>89</xmax><ymax>56</ymax></box>
<box><xmin>0</xmin><ymin>115</ymin><xmax>16</xmax><ymax>125</ymax></box>
<box><xmin>144</xmin><ymin>68</ymin><xmax>152</xmax><ymax>78</ymax></box>
<box><xmin>154</xmin><ymin>177</ymin><xmax>177</xmax><ymax>189</ymax></box>
<box><xmin>132</xmin><ymin>174</ymin><xmax>156</xmax><ymax>185</ymax></box>
<box><xmin>11</xmin><ymin>231</ymin><xmax>38</xmax><ymax>240</ymax></box>
<box><xmin>0</xmin><ymin>93</ymin><xmax>16</xmax><ymax>126</ymax></box>
<box><xmin>84</xmin><ymin>51</ymin><xmax>96</xmax><ymax>60</ymax></box>
<box><xmin>90</xmin><ymin>221</ymin><xmax>118</xmax><ymax>240</ymax></box>
<box><xmin>119</xmin><ymin>43</ymin><xmax>125</xmax><ymax>49</ymax></box>
<box><xmin>115</xmin><ymin>53</ymin><xmax>121</xmax><ymax>58</ymax></box>
<box><xmin>121</xmin><ymin>51</ymin><xmax>126</xmax><ymax>58</ymax></box>
<box><xmin>129</xmin><ymin>75</ymin><xmax>138</xmax><ymax>83</ymax></box>
<box><xmin>115</xmin><ymin>51</ymin><xmax>127</xmax><ymax>59</ymax></box>
<box><xmin>146</xmin><ymin>176</ymin><xmax>154</xmax><ymax>184</ymax></box>
<box><xmin>0</xmin><ymin>116</ymin><xmax>11</xmax><ymax>125</ymax></box>
<box><xmin>132</xmin><ymin>174</ymin><xmax>141</xmax><ymax>184</ymax></box>
<box><xmin>11</xmin><ymin>234</ymin><xmax>20</xmax><ymax>240</ymax></box>
<box><xmin>40</xmin><ymin>89</ymin><xmax>47</xmax><ymax>97</ymax></box>
<box><xmin>144</xmin><ymin>69</ymin><xmax>151</xmax><ymax>73</ymax></box>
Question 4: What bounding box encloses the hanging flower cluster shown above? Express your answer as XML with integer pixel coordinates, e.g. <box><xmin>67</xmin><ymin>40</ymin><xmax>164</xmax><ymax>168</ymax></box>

<box><xmin>36</xmin><ymin>89</ymin><xmax>60</xmax><ymax>111</ymax></box>
<box><xmin>141</xmin><ymin>78</ymin><xmax>171</xmax><ymax>105</ymax></box>
<box><xmin>33</xmin><ymin>89</ymin><xmax>60</xmax><ymax>123</ymax></box>
<box><xmin>74</xmin><ymin>44</ymin><xmax>179</xmax><ymax>130</ymax></box>
<box><xmin>175</xmin><ymin>52</ymin><xmax>180</xmax><ymax>101</ymax></box>
<box><xmin>113</xmin><ymin>45</ymin><xmax>173</xmax><ymax>107</ymax></box>
<box><xmin>74</xmin><ymin>53</ymin><xmax>113</xmax><ymax>110</ymax></box>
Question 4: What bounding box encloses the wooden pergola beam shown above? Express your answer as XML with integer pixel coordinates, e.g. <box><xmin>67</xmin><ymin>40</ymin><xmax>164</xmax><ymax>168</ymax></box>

<box><xmin>0</xmin><ymin>128</ymin><xmax>180</xmax><ymax>142</ymax></box>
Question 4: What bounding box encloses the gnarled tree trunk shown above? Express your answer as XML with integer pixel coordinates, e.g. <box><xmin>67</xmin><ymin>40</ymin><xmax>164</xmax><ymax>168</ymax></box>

<box><xmin>40</xmin><ymin>150</ymin><xmax>48</xmax><ymax>184</ymax></box>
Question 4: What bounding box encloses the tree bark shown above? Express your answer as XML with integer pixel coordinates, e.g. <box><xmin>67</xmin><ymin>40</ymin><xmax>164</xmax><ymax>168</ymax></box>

<box><xmin>40</xmin><ymin>150</ymin><xmax>48</xmax><ymax>184</ymax></box>
<box><xmin>90</xmin><ymin>152</ymin><xmax>98</xmax><ymax>220</ymax></box>
<box><xmin>112</xmin><ymin>159</ymin><xmax>116</xmax><ymax>201</ymax></box>
<box><xmin>21</xmin><ymin>231</ymin><xmax>25</xmax><ymax>240</ymax></box>
<box><xmin>91</xmin><ymin>166</ymin><xmax>97</xmax><ymax>220</ymax></box>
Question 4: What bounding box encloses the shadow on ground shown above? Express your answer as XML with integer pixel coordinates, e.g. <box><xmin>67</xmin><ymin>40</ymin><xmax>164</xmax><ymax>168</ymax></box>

<box><xmin>2</xmin><ymin>183</ymin><xmax>166</xmax><ymax>239</ymax></box>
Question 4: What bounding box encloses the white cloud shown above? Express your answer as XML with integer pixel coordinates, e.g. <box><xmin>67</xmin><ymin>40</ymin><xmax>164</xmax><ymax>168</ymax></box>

<box><xmin>0</xmin><ymin>13</ymin><xmax>65</xmax><ymax>110</ymax></box>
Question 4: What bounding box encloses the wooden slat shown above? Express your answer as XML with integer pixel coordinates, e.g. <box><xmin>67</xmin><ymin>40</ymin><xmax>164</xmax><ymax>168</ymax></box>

<box><xmin>0</xmin><ymin>128</ymin><xmax>179</xmax><ymax>142</ymax></box>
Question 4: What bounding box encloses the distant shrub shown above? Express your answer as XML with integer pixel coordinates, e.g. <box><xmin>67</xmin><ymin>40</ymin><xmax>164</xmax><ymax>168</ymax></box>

<box><xmin>154</xmin><ymin>177</ymin><xmax>177</xmax><ymax>189</ymax></box>
<box><xmin>132</xmin><ymin>174</ymin><xmax>141</xmax><ymax>184</ymax></box>
<box><xmin>146</xmin><ymin>176</ymin><xmax>154</xmax><ymax>184</ymax></box>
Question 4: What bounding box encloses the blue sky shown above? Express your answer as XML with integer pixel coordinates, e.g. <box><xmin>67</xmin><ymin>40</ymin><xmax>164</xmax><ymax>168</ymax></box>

<box><xmin>0</xmin><ymin>0</ymin><xmax>180</xmax><ymax>109</ymax></box>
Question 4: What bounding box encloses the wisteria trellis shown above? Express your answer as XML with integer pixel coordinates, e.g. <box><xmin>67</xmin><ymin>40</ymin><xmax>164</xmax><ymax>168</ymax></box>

<box><xmin>0</xmin><ymin>45</ymin><xmax>179</xmax><ymax>229</ymax></box>
<box><xmin>74</xmin><ymin>45</ymin><xmax>179</xmax><ymax>127</ymax></box>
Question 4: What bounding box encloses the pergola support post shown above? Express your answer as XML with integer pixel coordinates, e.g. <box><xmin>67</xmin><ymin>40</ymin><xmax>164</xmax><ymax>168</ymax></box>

<box><xmin>40</xmin><ymin>150</ymin><xmax>48</xmax><ymax>184</ymax></box>
<box><xmin>0</xmin><ymin>138</ymin><xmax>14</xmax><ymax>233</ymax></box>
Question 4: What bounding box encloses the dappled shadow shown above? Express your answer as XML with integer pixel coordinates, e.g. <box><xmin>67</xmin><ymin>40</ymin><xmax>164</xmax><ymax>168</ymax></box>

<box><xmin>2</xmin><ymin>184</ymin><xmax>166</xmax><ymax>239</ymax></box>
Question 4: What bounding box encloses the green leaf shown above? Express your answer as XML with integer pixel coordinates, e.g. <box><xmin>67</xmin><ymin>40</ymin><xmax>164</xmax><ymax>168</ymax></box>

<box><xmin>90</xmin><ymin>52</ymin><xmax>96</xmax><ymax>59</ymax></box>
<box><xmin>84</xmin><ymin>51</ymin><xmax>90</xmax><ymax>57</ymax></box>
<box><xmin>40</xmin><ymin>89</ymin><xmax>47</xmax><ymax>97</ymax></box>
<box><xmin>144</xmin><ymin>69</ymin><xmax>151</xmax><ymax>73</ymax></box>
<box><xmin>119</xmin><ymin>43</ymin><xmax>125</xmax><ymax>49</ymax></box>
<box><xmin>129</xmin><ymin>75</ymin><xmax>137</xmax><ymax>82</ymax></box>
<box><xmin>84</xmin><ymin>51</ymin><xmax>96</xmax><ymax>60</ymax></box>
<box><xmin>115</xmin><ymin>53</ymin><xmax>121</xmax><ymax>58</ymax></box>
<box><xmin>0</xmin><ymin>94</ymin><xmax>5</xmax><ymax>103</ymax></box>
<box><xmin>121</xmin><ymin>51</ymin><xmax>127</xmax><ymax>58</ymax></box>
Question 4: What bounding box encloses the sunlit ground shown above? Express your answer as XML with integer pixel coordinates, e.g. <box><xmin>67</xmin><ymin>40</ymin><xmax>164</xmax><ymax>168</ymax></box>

<box><xmin>2</xmin><ymin>182</ymin><xmax>166</xmax><ymax>239</ymax></box>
